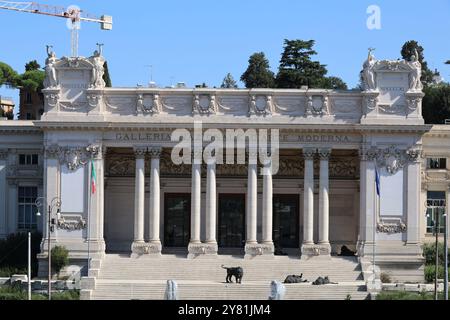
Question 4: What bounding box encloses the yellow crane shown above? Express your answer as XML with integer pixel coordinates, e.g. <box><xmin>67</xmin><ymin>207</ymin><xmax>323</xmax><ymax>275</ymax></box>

<box><xmin>0</xmin><ymin>1</ymin><xmax>113</xmax><ymax>57</ymax></box>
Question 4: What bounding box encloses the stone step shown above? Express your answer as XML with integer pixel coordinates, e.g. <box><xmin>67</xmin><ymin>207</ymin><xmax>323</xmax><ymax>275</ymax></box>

<box><xmin>88</xmin><ymin>255</ymin><xmax>366</xmax><ymax>299</ymax></box>
<box><xmin>91</xmin><ymin>281</ymin><xmax>369</xmax><ymax>300</ymax></box>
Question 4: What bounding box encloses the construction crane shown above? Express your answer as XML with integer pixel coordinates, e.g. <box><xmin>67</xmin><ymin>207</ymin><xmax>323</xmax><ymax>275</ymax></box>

<box><xmin>0</xmin><ymin>1</ymin><xmax>112</xmax><ymax>57</ymax></box>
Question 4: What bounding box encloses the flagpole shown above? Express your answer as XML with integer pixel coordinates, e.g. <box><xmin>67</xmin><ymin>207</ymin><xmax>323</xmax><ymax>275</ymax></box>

<box><xmin>373</xmin><ymin>165</ymin><xmax>380</xmax><ymax>286</ymax></box>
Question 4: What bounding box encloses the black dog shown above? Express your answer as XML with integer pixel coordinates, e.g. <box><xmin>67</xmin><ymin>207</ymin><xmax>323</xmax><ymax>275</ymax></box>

<box><xmin>338</xmin><ymin>245</ymin><xmax>356</xmax><ymax>257</ymax></box>
<box><xmin>284</xmin><ymin>274</ymin><xmax>308</xmax><ymax>283</ymax></box>
<box><xmin>221</xmin><ymin>265</ymin><xmax>244</xmax><ymax>283</ymax></box>
<box><xmin>312</xmin><ymin>276</ymin><xmax>338</xmax><ymax>285</ymax></box>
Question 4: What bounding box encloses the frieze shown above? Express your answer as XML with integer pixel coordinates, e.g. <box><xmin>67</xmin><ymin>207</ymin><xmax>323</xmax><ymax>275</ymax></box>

<box><xmin>377</xmin><ymin>221</ymin><xmax>407</xmax><ymax>234</ymax></box>
<box><xmin>57</xmin><ymin>215</ymin><xmax>87</xmax><ymax>231</ymax></box>
<box><xmin>249</xmin><ymin>95</ymin><xmax>272</xmax><ymax>116</ymax></box>
<box><xmin>46</xmin><ymin>145</ymin><xmax>101</xmax><ymax>171</ymax></box>
<box><xmin>105</xmin><ymin>152</ymin><xmax>359</xmax><ymax>179</ymax></box>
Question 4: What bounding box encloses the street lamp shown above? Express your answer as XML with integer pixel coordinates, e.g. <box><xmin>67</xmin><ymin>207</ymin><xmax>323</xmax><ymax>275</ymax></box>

<box><xmin>35</xmin><ymin>197</ymin><xmax>61</xmax><ymax>301</ymax></box>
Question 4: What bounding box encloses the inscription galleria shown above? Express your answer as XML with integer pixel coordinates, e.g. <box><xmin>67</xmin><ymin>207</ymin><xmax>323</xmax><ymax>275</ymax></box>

<box><xmin>114</xmin><ymin>132</ymin><xmax>351</xmax><ymax>143</ymax></box>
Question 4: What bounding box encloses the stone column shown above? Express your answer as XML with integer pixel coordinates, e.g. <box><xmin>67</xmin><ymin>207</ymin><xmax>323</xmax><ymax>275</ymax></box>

<box><xmin>205</xmin><ymin>155</ymin><xmax>218</xmax><ymax>254</ymax></box>
<box><xmin>98</xmin><ymin>147</ymin><xmax>106</xmax><ymax>242</ymax></box>
<box><xmin>87</xmin><ymin>145</ymin><xmax>105</xmax><ymax>255</ymax></box>
<box><xmin>148</xmin><ymin>147</ymin><xmax>162</xmax><ymax>254</ymax></box>
<box><xmin>261</xmin><ymin>161</ymin><xmax>274</xmax><ymax>253</ymax></box>
<box><xmin>318</xmin><ymin>149</ymin><xmax>331</xmax><ymax>254</ymax></box>
<box><xmin>41</xmin><ymin>146</ymin><xmax>59</xmax><ymax>252</ymax></box>
<box><xmin>131</xmin><ymin>147</ymin><xmax>146</xmax><ymax>255</ymax></box>
<box><xmin>245</xmin><ymin>148</ymin><xmax>258</xmax><ymax>257</ymax></box>
<box><xmin>302</xmin><ymin>148</ymin><xmax>315</xmax><ymax>246</ymax></box>
<box><xmin>357</xmin><ymin>147</ymin><xmax>376</xmax><ymax>257</ymax></box>
<box><xmin>188</xmin><ymin>150</ymin><xmax>202</xmax><ymax>257</ymax></box>
<box><xmin>406</xmin><ymin>149</ymin><xmax>421</xmax><ymax>245</ymax></box>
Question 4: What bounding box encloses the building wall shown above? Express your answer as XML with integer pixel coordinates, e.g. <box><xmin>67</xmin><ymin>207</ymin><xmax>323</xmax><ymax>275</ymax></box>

<box><xmin>19</xmin><ymin>89</ymin><xmax>44</xmax><ymax>120</ymax></box>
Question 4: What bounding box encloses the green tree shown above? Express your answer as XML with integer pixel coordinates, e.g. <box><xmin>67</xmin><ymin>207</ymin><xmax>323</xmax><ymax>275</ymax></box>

<box><xmin>25</xmin><ymin>60</ymin><xmax>41</xmax><ymax>72</ymax></box>
<box><xmin>240</xmin><ymin>52</ymin><xmax>275</xmax><ymax>88</ymax></box>
<box><xmin>20</xmin><ymin>69</ymin><xmax>45</xmax><ymax>92</ymax></box>
<box><xmin>51</xmin><ymin>246</ymin><xmax>69</xmax><ymax>274</ymax></box>
<box><xmin>317</xmin><ymin>76</ymin><xmax>348</xmax><ymax>90</ymax></box>
<box><xmin>0</xmin><ymin>62</ymin><xmax>20</xmax><ymax>87</ymax></box>
<box><xmin>401</xmin><ymin>40</ymin><xmax>434</xmax><ymax>85</ymax></box>
<box><xmin>221</xmin><ymin>73</ymin><xmax>238</xmax><ymax>88</ymax></box>
<box><xmin>275</xmin><ymin>39</ymin><xmax>328</xmax><ymax>88</ymax></box>
<box><xmin>422</xmin><ymin>84</ymin><xmax>450</xmax><ymax>124</ymax></box>
<box><xmin>103</xmin><ymin>61</ymin><xmax>112</xmax><ymax>87</ymax></box>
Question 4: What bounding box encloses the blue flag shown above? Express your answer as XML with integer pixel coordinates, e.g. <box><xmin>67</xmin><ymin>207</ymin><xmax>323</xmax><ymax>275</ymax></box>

<box><xmin>375</xmin><ymin>166</ymin><xmax>380</xmax><ymax>197</ymax></box>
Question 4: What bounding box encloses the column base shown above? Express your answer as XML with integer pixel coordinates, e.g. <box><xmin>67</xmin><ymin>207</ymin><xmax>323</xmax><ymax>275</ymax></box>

<box><xmin>187</xmin><ymin>242</ymin><xmax>218</xmax><ymax>259</ymax></box>
<box><xmin>131</xmin><ymin>241</ymin><xmax>162</xmax><ymax>258</ymax></box>
<box><xmin>244</xmin><ymin>242</ymin><xmax>274</xmax><ymax>259</ymax></box>
<box><xmin>301</xmin><ymin>243</ymin><xmax>331</xmax><ymax>260</ymax></box>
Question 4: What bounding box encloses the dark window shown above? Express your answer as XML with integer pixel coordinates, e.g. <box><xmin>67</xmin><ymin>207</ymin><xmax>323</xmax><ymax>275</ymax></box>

<box><xmin>218</xmin><ymin>194</ymin><xmax>246</xmax><ymax>248</ymax></box>
<box><xmin>164</xmin><ymin>194</ymin><xmax>191</xmax><ymax>247</ymax></box>
<box><xmin>18</xmin><ymin>186</ymin><xmax>38</xmax><ymax>230</ymax></box>
<box><xmin>25</xmin><ymin>93</ymin><xmax>32</xmax><ymax>104</ymax></box>
<box><xmin>426</xmin><ymin>191</ymin><xmax>446</xmax><ymax>234</ymax></box>
<box><xmin>19</xmin><ymin>154</ymin><xmax>38</xmax><ymax>165</ymax></box>
<box><xmin>427</xmin><ymin>158</ymin><xmax>447</xmax><ymax>169</ymax></box>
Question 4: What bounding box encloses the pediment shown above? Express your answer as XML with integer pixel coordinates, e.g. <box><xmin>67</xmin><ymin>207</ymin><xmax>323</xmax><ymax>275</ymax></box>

<box><xmin>373</xmin><ymin>60</ymin><xmax>413</xmax><ymax>73</ymax></box>
<box><xmin>55</xmin><ymin>57</ymin><xmax>94</xmax><ymax>70</ymax></box>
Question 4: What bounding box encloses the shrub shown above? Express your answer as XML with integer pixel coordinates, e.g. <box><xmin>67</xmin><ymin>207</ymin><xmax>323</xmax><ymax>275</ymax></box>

<box><xmin>0</xmin><ymin>286</ymin><xmax>78</xmax><ymax>300</ymax></box>
<box><xmin>51</xmin><ymin>246</ymin><xmax>69</xmax><ymax>274</ymax></box>
<box><xmin>0</xmin><ymin>267</ymin><xmax>27</xmax><ymax>277</ymax></box>
<box><xmin>51</xmin><ymin>290</ymin><xmax>80</xmax><ymax>300</ymax></box>
<box><xmin>424</xmin><ymin>264</ymin><xmax>445</xmax><ymax>283</ymax></box>
<box><xmin>376</xmin><ymin>291</ymin><xmax>432</xmax><ymax>300</ymax></box>
<box><xmin>380</xmin><ymin>273</ymin><xmax>392</xmax><ymax>283</ymax></box>
<box><xmin>422</xmin><ymin>242</ymin><xmax>449</xmax><ymax>265</ymax></box>
<box><xmin>0</xmin><ymin>232</ymin><xmax>42</xmax><ymax>277</ymax></box>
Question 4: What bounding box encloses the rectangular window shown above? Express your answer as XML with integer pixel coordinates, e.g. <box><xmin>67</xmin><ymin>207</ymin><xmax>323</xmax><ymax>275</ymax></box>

<box><xmin>25</xmin><ymin>93</ymin><xmax>32</xmax><ymax>104</ymax></box>
<box><xmin>426</xmin><ymin>191</ymin><xmax>446</xmax><ymax>234</ymax></box>
<box><xmin>427</xmin><ymin>158</ymin><xmax>447</xmax><ymax>169</ymax></box>
<box><xmin>18</xmin><ymin>186</ymin><xmax>38</xmax><ymax>230</ymax></box>
<box><xmin>19</xmin><ymin>154</ymin><xmax>38</xmax><ymax>166</ymax></box>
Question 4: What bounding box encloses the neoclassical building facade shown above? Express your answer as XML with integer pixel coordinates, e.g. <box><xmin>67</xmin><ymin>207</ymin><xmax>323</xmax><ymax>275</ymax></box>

<box><xmin>0</xmin><ymin>49</ymin><xmax>449</xmax><ymax>282</ymax></box>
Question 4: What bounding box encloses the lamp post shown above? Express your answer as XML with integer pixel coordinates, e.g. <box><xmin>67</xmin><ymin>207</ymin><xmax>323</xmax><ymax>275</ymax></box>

<box><xmin>444</xmin><ymin>213</ymin><xmax>448</xmax><ymax>301</ymax></box>
<box><xmin>35</xmin><ymin>197</ymin><xmax>61</xmax><ymax>301</ymax></box>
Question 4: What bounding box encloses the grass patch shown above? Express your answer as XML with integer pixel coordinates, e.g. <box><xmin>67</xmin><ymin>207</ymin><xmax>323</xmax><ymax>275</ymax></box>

<box><xmin>0</xmin><ymin>286</ymin><xmax>79</xmax><ymax>300</ymax></box>
<box><xmin>376</xmin><ymin>291</ymin><xmax>444</xmax><ymax>300</ymax></box>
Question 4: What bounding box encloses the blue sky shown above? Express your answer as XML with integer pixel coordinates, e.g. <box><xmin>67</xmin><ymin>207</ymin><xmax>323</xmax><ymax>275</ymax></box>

<box><xmin>1</xmin><ymin>0</ymin><xmax>450</xmax><ymax>107</ymax></box>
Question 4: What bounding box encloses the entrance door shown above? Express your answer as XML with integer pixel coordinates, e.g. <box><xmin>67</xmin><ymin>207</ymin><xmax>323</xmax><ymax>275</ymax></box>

<box><xmin>273</xmin><ymin>194</ymin><xmax>299</xmax><ymax>249</ymax></box>
<box><xmin>164</xmin><ymin>194</ymin><xmax>190</xmax><ymax>247</ymax></box>
<box><xmin>218</xmin><ymin>194</ymin><xmax>246</xmax><ymax>248</ymax></box>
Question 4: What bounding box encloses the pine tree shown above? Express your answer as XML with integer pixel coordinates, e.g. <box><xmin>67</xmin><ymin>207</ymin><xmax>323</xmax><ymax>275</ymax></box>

<box><xmin>275</xmin><ymin>39</ymin><xmax>347</xmax><ymax>90</ymax></box>
<box><xmin>240</xmin><ymin>52</ymin><xmax>275</xmax><ymax>88</ymax></box>
<box><xmin>221</xmin><ymin>73</ymin><xmax>238</xmax><ymax>88</ymax></box>
<box><xmin>401</xmin><ymin>40</ymin><xmax>434</xmax><ymax>85</ymax></box>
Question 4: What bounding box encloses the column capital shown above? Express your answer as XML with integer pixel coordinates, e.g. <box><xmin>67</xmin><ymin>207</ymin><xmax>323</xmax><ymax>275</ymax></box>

<box><xmin>191</xmin><ymin>149</ymin><xmax>203</xmax><ymax>164</ymax></box>
<box><xmin>204</xmin><ymin>153</ymin><xmax>217</xmax><ymax>166</ymax></box>
<box><xmin>133</xmin><ymin>146</ymin><xmax>147</xmax><ymax>158</ymax></box>
<box><xmin>406</xmin><ymin>148</ymin><xmax>422</xmax><ymax>163</ymax></box>
<box><xmin>148</xmin><ymin>147</ymin><xmax>162</xmax><ymax>159</ymax></box>
<box><xmin>318</xmin><ymin>148</ymin><xmax>331</xmax><ymax>160</ymax></box>
<box><xmin>44</xmin><ymin>145</ymin><xmax>61</xmax><ymax>159</ymax></box>
<box><xmin>303</xmin><ymin>147</ymin><xmax>317</xmax><ymax>160</ymax></box>
<box><xmin>359</xmin><ymin>146</ymin><xmax>377</xmax><ymax>161</ymax></box>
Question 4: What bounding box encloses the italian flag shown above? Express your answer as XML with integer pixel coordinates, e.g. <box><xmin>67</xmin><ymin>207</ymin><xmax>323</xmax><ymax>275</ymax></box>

<box><xmin>91</xmin><ymin>160</ymin><xmax>96</xmax><ymax>194</ymax></box>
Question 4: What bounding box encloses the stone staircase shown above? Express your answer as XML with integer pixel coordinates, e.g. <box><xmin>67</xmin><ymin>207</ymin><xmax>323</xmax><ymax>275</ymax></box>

<box><xmin>83</xmin><ymin>254</ymin><xmax>369</xmax><ymax>300</ymax></box>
